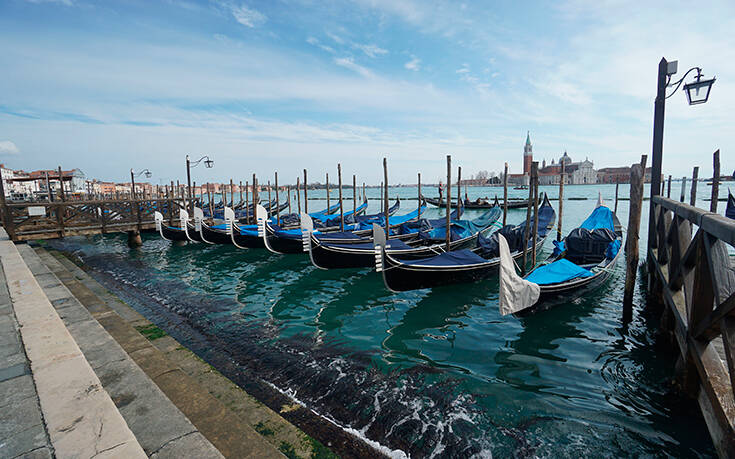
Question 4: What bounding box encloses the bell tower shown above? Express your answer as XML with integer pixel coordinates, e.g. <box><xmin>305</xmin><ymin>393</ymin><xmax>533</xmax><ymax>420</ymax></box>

<box><xmin>523</xmin><ymin>131</ymin><xmax>533</xmax><ymax>174</ymax></box>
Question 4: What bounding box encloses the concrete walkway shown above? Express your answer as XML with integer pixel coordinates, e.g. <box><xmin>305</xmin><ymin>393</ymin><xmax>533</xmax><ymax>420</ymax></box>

<box><xmin>0</xmin><ymin>228</ymin><xmax>146</xmax><ymax>458</ymax></box>
<box><xmin>28</xmin><ymin>245</ymin><xmax>285</xmax><ymax>459</ymax></box>
<box><xmin>17</xmin><ymin>244</ymin><xmax>225</xmax><ymax>459</ymax></box>
<box><xmin>0</xmin><ymin>261</ymin><xmax>52</xmax><ymax>458</ymax></box>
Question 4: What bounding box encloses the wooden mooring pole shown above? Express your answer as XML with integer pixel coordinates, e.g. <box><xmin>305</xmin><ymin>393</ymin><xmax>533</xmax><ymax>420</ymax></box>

<box><xmin>417</xmin><ymin>173</ymin><xmax>422</xmax><ymax>220</ymax></box>
<box><xmin>338</xmin><ymin>164</ymin><xmax>344</xmax><ymax>231</ymax></box>
<box><xmin>710</xmin><ymin>149</ymin><xmax>720</xmax><ymax>213</ymax></box>
<box><xmin>352</xmin><ymin>174</ymin><xmax>356</xmax><ymax>215</ymax></box>
<box><xmin>457</xmin><ymin>166</ymin><xmax>462</xmax><ymax>210</ymax></box>
<box><xmin>445</xmin><ymin>155</ymin><xmax>451</xmax><ymax>252</ymax></box>
<box><xmin>690</xmin><ymin>166</ymin><xmax>699</xmax><ymax>206</ymax></box>
<box><xmin>296</xmin><ymin>178</ymin><xmax>301</xmax><ymax>214</ymax></box>
<box><xmin>521</xmin><ymin>167</ymin><xmax>534</xmax><ymax>274</ymax></box>
<box><xmin>667</xmin><ymin>174</ymin><xmax>672</xmax><ymax>198</ymax></box>
<box><xmin>557</xmin><ymin>161</ymin><xmax>565</xmax><ymax>242</ymax></box>
<box><xmin>679</xmin><ymin>176</ymin><xmax>687</xmax><ymax>203</ymax></box>
<box><xmin>530</xmin><ymin>162</ymin><xmax>539</xmax><ymax>266</ymax></box>
<box><xmin>275</xmin><ymin>173</ymin><xmax>280</xmax><ymax>226</ymax></box>
<box><xmin>383</xmin><ymin>158</ymin><xmax>389</xmax><ymax>237</ymax></box>
<box><xmin>503</xmin><ymin>162</ymin><xmax>508</xmax><ymax>227</ymax></box>
<box><xmin>303</xmin><ymin>169</ymin><xmax>308</xmax><ymax>214</ymax></box>
<box><xmin>623</xmin><ymin>155</ymin><xmax>647</xmax><ymax>321</ymax></box>
<box><xmin>326</xmin><ymin>173</ymin><xmax>330</xmax><ymax>211</ymax></box>
<box><xmin>614</xmin><ymin>182</ymin><xmax>619</xmax><ymax>214</ymax></box>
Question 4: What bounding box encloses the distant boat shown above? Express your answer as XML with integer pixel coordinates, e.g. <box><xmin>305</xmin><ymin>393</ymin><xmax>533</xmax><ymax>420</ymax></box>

<box><xmin>514</xmin><ymin>185</ymin><xmax>529</xmax><ymax>190</ymax></box>
<box><xmin>424</xmin><ymin>195</ymin><xmax>534</xmax><ymax>209</ymax></box>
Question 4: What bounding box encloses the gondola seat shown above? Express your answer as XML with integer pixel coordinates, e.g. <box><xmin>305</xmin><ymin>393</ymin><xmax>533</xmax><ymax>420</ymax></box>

<box><xmin>564</xmin><ymin>227</ymin><xmax>618</xmax><ymax>265</ymax></box>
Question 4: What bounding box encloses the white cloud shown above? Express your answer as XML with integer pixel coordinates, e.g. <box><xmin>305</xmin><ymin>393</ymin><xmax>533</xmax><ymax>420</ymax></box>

<box><xmin>0</xmin><ymin>141</ymin><xmax>20</xmax><ymax>156</ymax></box>
<box><xmin>326</xmin><ymin>32</ymin><xmax>345</xmax><ymax>44</ymax></box>
<box><xmin>227</xmin><ymin>3</ymin><xmax>266</xmax><ymax>28</ymax></box>
<box><xmin>354</xmin><ymin>43</ymin><xmax>388</xmax><ymax>58</ymax></box>
<box><xmin>334</xmin><ymin>57</ymin><xmax>373</xmax><ymax>78</ymax></box>
<box><xmin>306</xmin><ymin>36</ymin><xmax>335</xmax><ymax>53</ymax></box>
<box><xmin>24</xmin><ymin>0</ymin><xmax>74</xmax><ymax>5</ymax></box>
<box><xmin>404</xmin><ymin>56</ymin><xmax>420</xmax><ymax>71</ymax></box>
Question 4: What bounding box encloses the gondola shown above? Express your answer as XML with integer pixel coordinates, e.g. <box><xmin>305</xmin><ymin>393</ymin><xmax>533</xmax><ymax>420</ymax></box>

<box><xmin>726</xmin><ymin>189</ymin><xmax>735</xmax><ymax>220</ymax></box>
<box><xmin>306</xmin><ymin>203</ymin><xmax>501</xmax><ymax>269</ymax></box>
<box><xmin>154</xmin><ymin>209</ymin><xmax>204</xmax><ymax>242</ymax></box>
<box><xmin>497</xmin><ymin>195</ymin><xmax>623</xmax><ymax>316</ymax></box>
<box><xmin>212</xmin><ymin>201</ymin><xmax>349</xmax><ymax>249</ymax></box>
<box><xmin>260</xmin><ymin>199</ymin><xmax>377</xmax><ymax>254</ymax></box>
<box><xmin>424</xmin><ymin>196</ymin><xmax>534</xmax><ymax>209</ymax></box>
<box><xmin>374</xmin><ymin>194</ymin><xmax>555</xmax><ymax>291</ymax></box>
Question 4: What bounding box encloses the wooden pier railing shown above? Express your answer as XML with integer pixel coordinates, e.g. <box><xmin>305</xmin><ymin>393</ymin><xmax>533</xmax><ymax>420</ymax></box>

<box><xmin>648</xmin><ymin>195</ymin><xmax>735</xmax><ymax>456</ymax></box>
<box><xmin>1</xmin><ymin>198</ymin><xmax>186</xmax><ymax>242</ymax></box>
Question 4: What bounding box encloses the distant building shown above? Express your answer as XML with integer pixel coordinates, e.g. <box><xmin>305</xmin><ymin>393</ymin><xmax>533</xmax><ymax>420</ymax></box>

<box><xmin>507</xmin><ymin>134</ymin><xmax>596</xmax><ymax>186</ymax></box>
<box><xmin>597</xmin><ymin>166</ymin><xmax>652</xmax><ymax>183</ymax></box>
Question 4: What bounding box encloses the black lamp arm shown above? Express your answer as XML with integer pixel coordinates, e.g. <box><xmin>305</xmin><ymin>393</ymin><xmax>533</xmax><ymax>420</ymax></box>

<box><xmin>665</xmin><ymin>67</ymin><xmax>702</xmax><ymax>99</ymax></box>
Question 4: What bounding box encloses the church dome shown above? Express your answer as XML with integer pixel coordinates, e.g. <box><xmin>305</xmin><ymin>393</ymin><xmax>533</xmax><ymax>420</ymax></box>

<box><xmin>559</xmin><ymin>151</ymin><xmax>571</xmax><ymax>165</ymax></box>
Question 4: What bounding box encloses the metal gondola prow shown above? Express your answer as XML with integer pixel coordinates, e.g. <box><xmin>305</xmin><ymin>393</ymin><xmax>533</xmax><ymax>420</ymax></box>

<box><xmin>180</xmin><ymin>209</ymin><xmax>196</xmax><ymax>242</ymax></box>
<box><xmin>300</xmin><ymin>212</ymin><xmax>313</xmax><ymax>253</ymax></box>
<box><xmin>257</xmin><ymin>204</ymin><xmax>277</xmax><ymax>253</ymax></box>
<box><xmin>372</xmin><ymin>223</ymin><xmax>386</xmax><ymax>273</ymax></box>
<box><xmin>154</xmin><ymin>211</ymin><xmax>167</xmax><ymax>240</ymax></box>
<box><xmin>194</xmin><ymin>206</ymin><xmax>214</xmax><ymax>244</ymax></box>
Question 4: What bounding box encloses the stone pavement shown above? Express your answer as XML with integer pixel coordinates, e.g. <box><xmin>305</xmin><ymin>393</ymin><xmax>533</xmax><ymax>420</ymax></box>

<box><xmin>0</xmin><ymin>228</ymin><xmax>145</xmax><ymax>458</ymax></box>
<box><xmin>0</xmin><ymin>261</ymin><xmax>52</xmax><ymax>459</ymax></box>
<box><xmin>17</xmin><ymin>243</ymin><xmax>226</xmax><ymax>459</ymax></box>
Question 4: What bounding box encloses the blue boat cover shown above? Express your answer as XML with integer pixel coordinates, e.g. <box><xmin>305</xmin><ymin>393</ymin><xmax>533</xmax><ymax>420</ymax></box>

<box><xmin>476</xmin><ymin>200</ymin><xmax>556</xmax><ymax>257</ymax></box>
<box><xmin>606</xmin><ymin>239</ymin><xmax>621</xmax><ymax>259</ymax></box>
<box><xmin>580</xmin><ymin>205</ymin><xmax>615</xmax><ymax>231</ymax></box>
<box><xmin>396</xmin><ymin>249</ymin><xmax>487</xmax><ymax>267</ymax></box>
<box><xmin>525</xmin><ymin>258</ymin><xmax>593</xmax><ymax>285</ymax></box>
<box><xmin>419</xmin><ymin>207</ymin><xmax>502</xmax><ymax>242</ymax></box>
<box><xmin>327</xmin><ymin>238</ymin><xmax>414</xmax><ymax>251</ymax></box>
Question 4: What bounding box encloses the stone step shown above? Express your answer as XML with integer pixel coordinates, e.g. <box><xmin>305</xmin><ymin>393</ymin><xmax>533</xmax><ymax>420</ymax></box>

<box><xmin>44</xmin><ymin>250</ymin><xmax>322</xmax><ymax>459</ymax></box>
<box><xmin>0</xmin><ymin>229</ymin><xmax>146</xmax><ymax>458</ymax></box>
<box><xmin>23</xmin><ymin>244</ymin><xmax>286</xmax><ymax>459</ymax></box>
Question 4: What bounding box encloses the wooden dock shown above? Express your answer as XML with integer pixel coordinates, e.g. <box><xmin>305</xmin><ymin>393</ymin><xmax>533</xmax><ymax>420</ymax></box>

<box><xmin>0</xmin><ymin>198</ymin><xmax>186</xmax><ymax>242</ymax></box>
<box><xmin>647</xmin><ymin>187</ymin><xmax>735</xmax><ymax>455</ymax></box>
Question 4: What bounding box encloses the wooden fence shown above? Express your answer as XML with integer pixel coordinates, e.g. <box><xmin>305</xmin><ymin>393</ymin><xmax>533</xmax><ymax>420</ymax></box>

<box><xmin>0</xmin><ymin>198</ymin><xmax>186</xmax><ymax>241</ymax></box>
<box><xmin>648</xmin><ymin>195</ymin><xmax>735</xmax><ymax>456</ymax></box>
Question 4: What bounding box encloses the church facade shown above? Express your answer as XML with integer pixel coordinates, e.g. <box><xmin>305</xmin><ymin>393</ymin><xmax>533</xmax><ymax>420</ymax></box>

<box><xmin>507</xmin><ymin>133</ymin><xmax>597</xmax><ymax>185</ymax></box>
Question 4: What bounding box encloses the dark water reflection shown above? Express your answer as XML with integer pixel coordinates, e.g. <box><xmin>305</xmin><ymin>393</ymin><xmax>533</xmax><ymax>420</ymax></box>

<box><xmin>45</xmin><ymin>188</ymin><xmax>717</xmax><ymax>458</ymax></box>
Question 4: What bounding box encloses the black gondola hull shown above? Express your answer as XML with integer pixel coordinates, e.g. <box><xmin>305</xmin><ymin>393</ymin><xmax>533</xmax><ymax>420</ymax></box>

<box><xmin>201</xmin><ymin>224</ymin><xmax>233</xmax><ymax>245</ymax></box>
<box><xmin>161</xmin><ymin>225</ymin><xmax>189</xmax><ymax>242</ymax></box>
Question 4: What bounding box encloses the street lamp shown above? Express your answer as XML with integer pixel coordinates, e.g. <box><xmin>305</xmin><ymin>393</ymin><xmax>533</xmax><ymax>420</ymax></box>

<box><xmin>130</xmin><ymin>168</ymin><xmax>153</xmax><ymax>200</ymax></box>
<box><xmin>647</xmin><ymin>57</ymin><xmax>715</xmax><ymax>262</ymax></box>
<box><xmin>186</xmin><ymin>155</ymin><xmax>214</xmax><ymax>214</ymax></box>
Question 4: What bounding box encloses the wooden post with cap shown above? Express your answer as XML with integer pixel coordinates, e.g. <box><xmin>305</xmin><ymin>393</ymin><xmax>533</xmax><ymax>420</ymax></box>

<box><xmin>710</xmin><ymin>149</ymin><xmax>720</xmax><ymax>213</ymax></box>
<box><xmin>338</xmin><ymin>164</ymin><xmax>344</xmax><ymax>231</ymax></box>
<box><xmin>383</xmin><ymin>158</ymin><xmax>389</xmax><ymax>237</ymax></box>
<box><xmin>445</xmin><ymin>155</ymin><xmax>451</xmax><ymax>252</ymax></box>
<box><xmin>503</xmin><ymin>162</ymin><xmax>508</xmax><ymax>226</ymax></box>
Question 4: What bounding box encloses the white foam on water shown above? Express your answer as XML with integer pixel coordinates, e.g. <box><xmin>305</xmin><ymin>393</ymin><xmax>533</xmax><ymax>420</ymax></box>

<box><xmin>263</xmin><ymin>380</ymin><xmax>409</xmax><ymax>459</ymax></box>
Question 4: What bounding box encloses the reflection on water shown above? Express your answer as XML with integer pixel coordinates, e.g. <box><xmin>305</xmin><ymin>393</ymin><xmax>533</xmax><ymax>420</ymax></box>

<box><xmin>46</xmin><ymin>184</ymin><xmax>717</xmax><ymax>458</ymax></box>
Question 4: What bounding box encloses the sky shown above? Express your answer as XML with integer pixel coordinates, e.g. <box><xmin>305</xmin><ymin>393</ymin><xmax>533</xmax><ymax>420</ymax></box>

<box><xmin>0</xmin><ymin>0</ymin><xmax>733</xmax><ymax>185</ymax></box>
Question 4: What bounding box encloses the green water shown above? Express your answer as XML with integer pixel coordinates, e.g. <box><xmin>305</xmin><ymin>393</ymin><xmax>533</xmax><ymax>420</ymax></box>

<box><xmin>51</xmin><ymin>183</ymin><xmax>725</xmax><ymax>458</ymax></box>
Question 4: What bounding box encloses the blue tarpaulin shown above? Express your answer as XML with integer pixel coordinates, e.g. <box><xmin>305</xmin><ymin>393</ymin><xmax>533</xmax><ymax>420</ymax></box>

<box><xmin>580</xmin><ymin>206</ymin><xmax>615</xmax><ymax>231</ymax></box>
<box><xmin>396</xmin><ymin>249</ymin><xmax>488</xmax><ymax>266</ymax></box>
<box><xmin>419</xmin><ymin>207</ymin><xmax>502</xmax><ymax>242</ymax></box>
<box><xmin>525</xmin><ymin>258</ymin><xmax>593</xmax><ymax>285</ymax></box>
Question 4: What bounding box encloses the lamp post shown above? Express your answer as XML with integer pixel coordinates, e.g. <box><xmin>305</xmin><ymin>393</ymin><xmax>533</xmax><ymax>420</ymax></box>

<box><xmin>130</xmin><ymin>168</ymin><xmax>152</xmax><ymax>201</ymax></box>
<box><xmin>648</xmin><ymin>57</ymin><xmax>715</xmax><ymax>250</ymax></box>
<box><xmin>186</xmin><ymin>155</ymin><xmax>214</xmax><ymax>214</ymax></box>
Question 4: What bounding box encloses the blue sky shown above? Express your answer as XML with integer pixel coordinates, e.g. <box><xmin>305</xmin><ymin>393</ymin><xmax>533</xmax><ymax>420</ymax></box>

<box><xmin>0</xmin><ymin>0</ymin><xmax>732</xmax><ymax>184</ymax></box>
